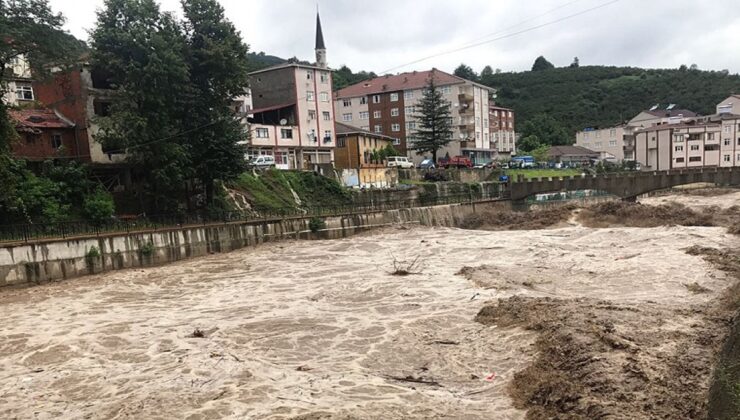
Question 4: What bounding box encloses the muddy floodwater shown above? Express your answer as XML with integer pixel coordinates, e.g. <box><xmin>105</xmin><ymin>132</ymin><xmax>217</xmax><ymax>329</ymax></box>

<box><xmin>0</xmin><ymin>194</ymin><xmax>738</xmax><ymax>419</ymax></box>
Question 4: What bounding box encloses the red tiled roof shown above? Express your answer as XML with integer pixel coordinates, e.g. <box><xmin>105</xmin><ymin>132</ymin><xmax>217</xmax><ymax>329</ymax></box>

<box><xmin>335</xmin><ymin>68</ymin><xmax>464</xmax><ymax>98</ymax></box>
<box><xmin>9</xmin><ymin>108</ymin><xmax>74</xmax><ymax>129</ymax></box>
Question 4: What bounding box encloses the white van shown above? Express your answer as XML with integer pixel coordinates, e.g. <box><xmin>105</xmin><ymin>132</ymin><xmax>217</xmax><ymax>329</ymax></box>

<box><xmin>247</xmin><ymin>155</ymin><xmax>276</xmax><ymax>169</ymax></box>
<box><xmin>386</xmin><ymin>156</ymin><xmax>414</xmax><ymax>169</ymax></box>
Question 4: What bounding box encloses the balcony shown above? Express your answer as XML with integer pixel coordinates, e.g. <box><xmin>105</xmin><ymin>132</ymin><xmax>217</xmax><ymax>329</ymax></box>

<box><xmin>458</xmin><ymin>117</ymin><xmax>475</xmax><ymax>129</ymax></box>
<box><xmin>458</xmin><ymin>92</ymin><xmax>474</xmax><ymax>103</ymax></box>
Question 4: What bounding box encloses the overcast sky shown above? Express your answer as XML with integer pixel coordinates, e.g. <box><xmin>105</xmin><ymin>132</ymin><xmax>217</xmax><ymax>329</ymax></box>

<box><xmin>49</xmin><ymin>0</ymin><xmax>740</xmax><ymax>75</ymax></box>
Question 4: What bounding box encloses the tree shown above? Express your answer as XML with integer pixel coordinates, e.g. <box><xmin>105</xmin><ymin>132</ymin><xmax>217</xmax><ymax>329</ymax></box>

<box><xmin>454</xmin><ymin>63</ymin><xmax>478</xmax><ymax>82</ymax></box>
<box><xmin>412</xmin><ymin>77</ymin><xmax>453</xmax><ymax>162</ymax></box>
<box><xmin>517</xmin><ymin>135</ymin><xmax>542</xmax><ymax>153</ymax></box>
<box><xmin>479</xmin><ymin>65</ymin><xmax>495</xmax><ymax>84</ymax></box>
<box><xmin>570</xmin><ymin>57</ymin><xmax>580</xmax><ymax>68</ymax></box>
<box><xmin>181</xmin><ymin>0</ymin><xmax>250</xmax><ymax>205</ymax></box>
<box><xmin>519</xmin><ymin>114</ymin><xmax>571</xmax><ymax>148</ymax></box>
<box><xmin>531</xmin><ymin>145</ymin><xmax>550</xmax><ymax>163</ymax></box>
<box><xmin>531</xmin><ymin>56</ymin><xmax>555</xmax><ymax>71</ymax></box>
<box><xmin>333</xmin><ymin>65</ymin><xmax>377</xmax><ymax>91</ymax></box>
<box><xmin>91</xmin><ymin>0</ymin><xmax>192</xmax><ymax>212</ymax></box>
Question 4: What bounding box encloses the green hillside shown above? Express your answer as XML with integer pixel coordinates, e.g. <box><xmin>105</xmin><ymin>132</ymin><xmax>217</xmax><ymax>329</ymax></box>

<box><xmin>481</xmin><ymin>66</ymin><xmax>740</xmax><ymax>134</ymax></box>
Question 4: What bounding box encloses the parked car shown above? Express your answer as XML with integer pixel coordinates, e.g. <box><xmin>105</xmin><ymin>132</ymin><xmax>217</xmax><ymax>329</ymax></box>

<box><xmin>419</xmin><ymin>158</ymin><xmax>436</xmax><ymax>169</ymax></box>
<box><xmin>511</xmin><ymin>156</ymin><xmax>536</xmax><ymax>168</ymax></box>
<box><xmin>439</xmin><ymin>155</ymin><xmax>473</xmax><ymax>168</ymax></box>
<box><xmin>247</xmin><ymin>155</ymin><xmax>276</xmax><ymax>169</ymax></box>
<box><xmin>473</xmin><ymin>161</ymin><xmax>496</xmax><ymax>169</ymax></box>
<box><xmin>387</xmin><ymin>156</ymin><xmax>414</xmax><ymax>169</ymax></box>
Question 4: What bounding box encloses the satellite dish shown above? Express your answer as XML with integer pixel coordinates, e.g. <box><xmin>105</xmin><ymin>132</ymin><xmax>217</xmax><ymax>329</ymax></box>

<box><xmin>280</xmin><ymin>118</ymin><xmax>288</xmax><ymax>125</ymax></box>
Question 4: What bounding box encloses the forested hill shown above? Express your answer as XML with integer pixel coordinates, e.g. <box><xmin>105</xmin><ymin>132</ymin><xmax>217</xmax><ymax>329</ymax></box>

<box><xmin>481</xmin><ymin>66</ymin><xmax>740</xmax><ymax>134</ymax></box>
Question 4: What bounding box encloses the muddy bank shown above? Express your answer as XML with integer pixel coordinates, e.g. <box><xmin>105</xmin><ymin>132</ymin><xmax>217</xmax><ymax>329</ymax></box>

<box><xmin>459</xmin><ymin>204</ymin><xmax>577</xmax><ymax>231</ymax></box>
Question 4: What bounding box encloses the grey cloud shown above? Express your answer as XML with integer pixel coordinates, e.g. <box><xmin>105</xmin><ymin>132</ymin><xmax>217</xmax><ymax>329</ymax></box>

<box><xmin>51</xmin><ymin>0</ymin><xmax>740</xmax><ymax>74</ymax></box>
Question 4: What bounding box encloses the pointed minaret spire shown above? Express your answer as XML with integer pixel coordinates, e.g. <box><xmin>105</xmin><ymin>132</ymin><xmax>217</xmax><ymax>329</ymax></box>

<box><xmin>315</xmin><ymin>9</ymin><xmax>327</xmax><ymax>68</ymax></box>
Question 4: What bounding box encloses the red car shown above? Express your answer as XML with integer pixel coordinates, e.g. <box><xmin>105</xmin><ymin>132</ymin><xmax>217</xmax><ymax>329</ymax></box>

<box><xmin>439</xmin><ymin>156</ymin><xmax>473</xmax><ymax>168</ymax></box>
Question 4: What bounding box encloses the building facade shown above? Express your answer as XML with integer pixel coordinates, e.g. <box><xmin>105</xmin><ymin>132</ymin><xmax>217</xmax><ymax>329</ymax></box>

<box><xmin>334</xmin><ymin>122</ymin><xmax>397</xmax><ymax>188</ymax></box>
<box><xmin>489</xmin><ymin>105</ymin><xmax>516</xmax><ymax>158</ymax></box>
<box><xmin>33</xmin><ymin>65</ymin><xmax>126</xmax><ymax>165</ymax></box>
<box><xmin>2</xmin><ymin>56</ymin><xmax>34</xmax><ymax>106</ymax></box>
<box><xmin>334</xmin><ymin>69</ymin><xmax>497</xmax><ymax>165</ymax></box>
<box><xmin>245</xmin><ymin>13</ymin><xmax>335</xmax><ymax>169</ymax></box>
<box><xmin>576</xmin><ymin>107</ymin><xmax>698</xmax><ymax>163</ymax></box>
<box><xmin>8</xmin><ymin>109</ymin><xmax>78</xmax><ymax>161</ymax></box>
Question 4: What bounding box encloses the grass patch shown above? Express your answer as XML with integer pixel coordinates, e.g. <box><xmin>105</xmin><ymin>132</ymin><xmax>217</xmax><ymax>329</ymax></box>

<box><xmin>507</xmin><ymin>169</ymin><xmax>582</xmax><ymax>180</ymax></box>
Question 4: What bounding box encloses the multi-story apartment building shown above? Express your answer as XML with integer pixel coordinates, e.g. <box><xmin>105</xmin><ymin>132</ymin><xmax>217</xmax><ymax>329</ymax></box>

<box><xmin>33</xmin><ymin>64</ymin><xmax>126</xmax><ymax>165</ymax></box>
<box><xmin>576</xmin><ymin>106</ymin><xmax>698</xmax><ymax>162</ymax></box>
<box><xmin>633</xmin><ymin>100</ymin><xmax>740</xmax><ymax>171</ymax></box>
<box><xmin>716</xmin><ymin>94</ymin><xmax>740</xmax><ymax>115</ymax></box>
<box><xmin>2</xmin><ymin>56</ymin><xmax>34</xmax><ymax>106</ymax></box>
<box><xmin>334</xmin><ymin>69</ymin><xmax>497</xmax><ymax>165</ymax></box>
<box><xmin>246</xmin><ymin>13</ymin><xmax>335</xmax><ymax>169</ymax></box>
<box><xmin>489</xmin><ymin>105</ymin><xmax>516</xmax><ymax>158</ymax></box>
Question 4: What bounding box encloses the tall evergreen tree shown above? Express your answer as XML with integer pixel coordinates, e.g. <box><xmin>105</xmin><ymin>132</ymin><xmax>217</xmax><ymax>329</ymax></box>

<box><xmin>91</xmin><ymin>0</ymin><xmax>192</xmax><ymax>211</ymax></box>
<box><xmin>454</xmin><ymin>63</ymin><xmax>478</xmax><ymax>82</ymax></box>
<box><xmin>412</xmin><ymin>77</ymin><xmax>453</xmax><ymax>162</ymax></box>
<box><xmin>181</xmin><ymin>0</ymin><xmax>250</xmax><ymax>204</ymax></box>
<box><xmin>531</xmin><ymin>56</ymin><xmax>555</xmax><ymax>71</ymax></box>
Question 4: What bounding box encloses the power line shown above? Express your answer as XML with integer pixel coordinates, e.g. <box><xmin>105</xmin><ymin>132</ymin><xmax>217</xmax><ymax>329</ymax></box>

<box><xmin>378</xmin><ymin>0</ymin><xmax>621</xmax><ymax>75</ymax></box>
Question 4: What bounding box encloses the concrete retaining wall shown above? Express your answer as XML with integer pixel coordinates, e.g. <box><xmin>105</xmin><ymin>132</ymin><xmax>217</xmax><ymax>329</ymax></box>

<box><xmin>0</xmin><ymin>201</ymin><xmax>497</xmax><ymax>287</ymax></box>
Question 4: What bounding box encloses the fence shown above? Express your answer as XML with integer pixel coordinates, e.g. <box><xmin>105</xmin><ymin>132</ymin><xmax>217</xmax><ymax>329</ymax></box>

<box><xmin>0</xmin><ymin>193</ymin><xmax>503</xmax><ymax>244</ymax></box>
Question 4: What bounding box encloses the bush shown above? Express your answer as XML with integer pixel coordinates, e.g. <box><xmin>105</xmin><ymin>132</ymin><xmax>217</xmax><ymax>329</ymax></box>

<box><xmin>140</xmin><ymin>241</ymin><xmax>154</xmax><ymax>257</ymax></box>
<box><xmin>308</xmin><ymin>217</ymin><xmax>326</xmax><ymax>233</ymax></box>
<box><xmin>83</xmin><ymin>189</ymin><xmax>115</xmax><ymax>224</ymax></box>
<box><xmin>423</xmin><ymin>171</ymin><xmax>450</xmax><ymax>182</ymax></box>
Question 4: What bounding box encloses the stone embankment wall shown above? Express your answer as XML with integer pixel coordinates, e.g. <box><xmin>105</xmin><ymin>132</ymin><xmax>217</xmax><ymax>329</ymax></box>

<box><xmin>0</xmin><ymin>201</ymin><xmax>507</xmax><ymax>287</ymax></box>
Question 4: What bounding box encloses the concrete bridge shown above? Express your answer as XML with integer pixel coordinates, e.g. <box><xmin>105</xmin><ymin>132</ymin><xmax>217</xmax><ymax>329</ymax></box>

<box><xmin>508</xmin><ymin>167</ymin><xmax>740</xmax><ymax>201</ymax></box>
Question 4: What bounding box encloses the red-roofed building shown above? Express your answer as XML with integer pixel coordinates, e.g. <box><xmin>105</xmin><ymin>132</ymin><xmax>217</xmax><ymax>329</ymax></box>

<box><xmin>333</xmin><ymin>68</ymin><xmax>497</xmax><ymax>165</ymax></box>
<box><xmin>9</xmin><ymin>108</ymin><xmax>79</xmax><ymax>161</ymax></box>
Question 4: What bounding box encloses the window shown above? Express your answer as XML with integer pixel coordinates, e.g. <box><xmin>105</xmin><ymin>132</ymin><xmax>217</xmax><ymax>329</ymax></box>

<box><xmin>475</xmin><ymin>116</ymin><xmax>481</xmax><ymax>125</ymax></box>
<box><xmin>15</xmin><ymin>83</ymin><xmax>34</xmax><ymax>100</ymax></box>
<box><xmin>405</xmin><ymin>121</ymin><xmax>416</xmax><ymax>131</ymax></box>
<box><xmin>724</xmin><ymin>154</ymin><xmax>731</xmax><ymax>162</ymax></box>
<box><xmin>324</xmin><ymin>130</ymin><xmax>332</xmax><ymax>142</ymax></box>
<box><xmin>404</xmin><ymin>91</ymin><xmax>414</xmax><ymax>100</ymax></box>
<box><xmin>675</xmin><ymin>157</ymin><xmax>685</xmax><ymax>163</ymax></box>
<box><xmin>308</xmin><ymin>110</ymin><xmax>316</xmax><ymax>120</ymax></box>
<box><xmin>359</xmin><ymin>111</ymin><xmax>369</xmax><ymax>120</ymax></box>
<box><xmin>393</xmin><ymin>138</ymin><xmax>401</xmax><ymax>145</ymax></box>
<box><xmin>374</xmin><ymin>125</ymin><xmax>382</xmax><ymax>133</ymax></box>
<box><xmin>674</xmin><ymin>134</ymin><xmax>684</xmax><ymax>142</ymax></box>
<box><xmin>724</xmin><ymin>139</ymin><xmax>731</xmax><ymax>146</ymax></box>
<box><xmin>372</xmin><ymin>95</ymin><xmax>380</xmax><ymax>104</ymax></box>
<box><xmin>323</xmin><ymin>111</ymin><xmax>331</xmax><ymax>121</ymax></box>
<box><xmin>306</xmin><ymin>71</ymin><xmax>312</xmax><ymax>80</ymax></box>
<box><xmin>705</xmin><ymin>144</ymin><xmax>719</xmax><ymax>151</ymax></box>
<box><xmin>484</xmin><ymin>133</ymin><xmax>489</xmax><ymax>142</ymax></box>
<box><xmin>708</xmin><ymin>133</ymin><xmax>715</xmax><ymax>140</ymax></box>
<box><xmin>360</xmin><ymin>97</ymin><xmax>367</xmax><ymax>105</ymax></box>
<box><xmin>391</xmin><ymin>123</ymin><xmax>400</xmax><ymax>132</ymax></box>
<box><xmin>724</xmin><ymin>125</ymin><xmax>732</xmax><ymax>133</ymax></box>
<box><xmin>391</xmin><ymin>108</ymin><xmax>399</xmax><ymax>117</ymax></box>
<box><xmin>484</xmin><ymin>118</ymin><xmax>488</xmax><ymax>126</ymax></box>
<box><xmin>255</xmin><ymin>128</ymin><xmax>269</xmax><ymax>138</ymax></box>
<box><xmin>595</xmin><ymin>131</ymin><xmax>600</xmax><ymax>138</ymax></box>
<box><xmin>508</xmin><ymin>111</ymin><xmax>512</xmax><ymax>117</ymax></box>
<box><xmin>493</xmin><ymin>110</ymin><xmax>499</xmax><ymax>117</ymax></box>
<box><xmin>404</xmin><ymin>106</ymin><xmax>414</xmax><ymax>116</ymax></box>
<box><xmin>508</xmin><ymin>121</ymin><xmax>512</xmax><ymax>129</ymax></box>
<box><xmin>373</xmin><ymin>110</ymin><xmax>381</xmax><ymax>118</ymax></box>
<box><xmin>309</xmin><ymin>129</ymin><xmax>317</xmax><ymax>142</ymax></box>
<box><xmin>390</xmin><ymin>93</ymin><xmax>399</xmax><ymax>102</ymax></box>
<box><xmin>476</xmin><ymin>132</ymin><xmax>481</xmax><ymax>140</ymax></box>
<box><xmin>343</xmin><ymin>99</ymin><xmax>352</xmax><ymax>107</ymax></box>
<box><xmin>280</xmin><ymin>128</ymin><xmax>293</xmax><ymax>139</ymax></box>
<box><xmin>361</xmin><ymin>126</ymin><xmax>369</xmax><ymax>130</ymax></box>
<box><xmin>320</xmin><ymin>92</ymin><xmax>329</xmax><ymax>102</ymax></box>
<box><xmin>342</xmin><ymin>113</ymin><xmax>352</xmax><ymax>122</ymax></box>
<box><xmin>440</xmin><ymin>86</ymin><xmax>452</xmax><ymax>94</ymax></box>
<box><xmin>320</xmin><ymin>72</ymin><xmax>328</xmax><ymax>83</ymax></box>
<box><xmin>675</xmin><ymin>145</ymin><xmax>684</xmax><ymax>152</ymax></box>
<box><xmin>689</xmin><ymin>156</ymin><xmax>702</xmax><ymax>162</ymax></box>
<box><xmin>609</xmin><ymin>140</ymin><xmax>617</xmax><ymax>147</ymax></box>
<box><xmin>690</xmin><ymin>144</ymin><xmax>700</xmax><ymax>151</ymax></box>
<box><xmin>306</xmin><ymin>91</ymin><xmax>314</xmax><ymax>101</ymax></box>
<box><xmin>93</xmin><ymin>100</ymin><xmax>112</xmax><ymax>117</ymax></box>
<box><xmin>337</xmin><ymin>138</ymin><xmax>345</xmax><ymax>148</ymax></box>
<box><xmin>610</xmin><ymin>129</ymin><xmax>617</xmax><ymax>137</ymax></box>
<box><xmin>51</xmin><ymin>134</ymin><xmax>62</xmax><ymax>149</ymax></box>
